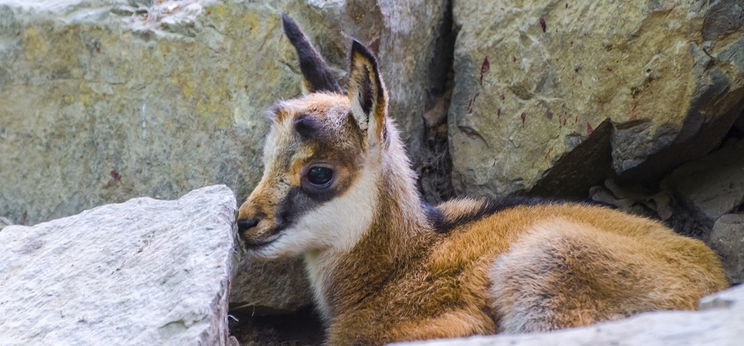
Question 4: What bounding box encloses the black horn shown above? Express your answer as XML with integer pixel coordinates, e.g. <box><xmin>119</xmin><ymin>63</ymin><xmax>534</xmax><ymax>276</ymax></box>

<box><xmin>282</xmin><ymin>14</ymin><xmax>342</xmax><ymax>93</ymax></box>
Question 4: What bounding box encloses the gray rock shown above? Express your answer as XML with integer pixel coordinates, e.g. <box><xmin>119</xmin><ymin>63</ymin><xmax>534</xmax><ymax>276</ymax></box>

<box><xmin>0</xmin><ymin>0</ymin><xmax>272</xmax><ymax>225</ymax></box>
<box><xmin>449</xmin><ymin>0</ymin><xmax>744</xmax><ymax>197</ymax></box>
<box><xmin>709</xmin><ymin>214</ymin><xmax>744</xmax><ymax>284</ymax></box>
<box><xmin>662</xmin><ymin>140</ymin><xmax>744</xmax><ymax>225</ymax></box>
<box><xmin>0</xmin><ymin>185</ymin><xmax>237</xmax><ymax>345</ymax></box>
<box><xmin>229</xmin><ymin>258</ymin><xmax>314</xmax><ymax>314</ymax></box>
<box><xmin>396</xmin><ymin>284</ymin><xmax>744</xmax><ymax>346</ymax></box>
<box><xmin>0</xmin><ymin>0</ymin><xmax>449</xmax><ymax>225</ymax></box>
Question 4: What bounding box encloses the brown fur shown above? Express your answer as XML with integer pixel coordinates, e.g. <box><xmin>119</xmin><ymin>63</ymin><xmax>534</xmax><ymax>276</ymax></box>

<box><xmin>314</xmin><ymin>199</ymin><xmax>727</xmax><ymax>344</ymax></box>
<box><xmin>237</xmin><ymin>16</ymin><xmax>729</xmax><ymax>345</ymax></box>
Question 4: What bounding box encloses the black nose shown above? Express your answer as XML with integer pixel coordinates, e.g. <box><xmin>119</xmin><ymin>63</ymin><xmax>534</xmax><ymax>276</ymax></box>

<box><xmin>237</xmin><ymin>218</ymin><xmax>260</xmax><ymax>233</ymax></box>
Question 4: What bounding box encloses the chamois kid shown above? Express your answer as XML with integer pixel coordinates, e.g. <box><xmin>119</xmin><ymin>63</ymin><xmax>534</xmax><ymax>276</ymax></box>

<box><xmin>237</xmin><ymin>14</ymin><xmax>729</xmax><ymax>345</ymax></box>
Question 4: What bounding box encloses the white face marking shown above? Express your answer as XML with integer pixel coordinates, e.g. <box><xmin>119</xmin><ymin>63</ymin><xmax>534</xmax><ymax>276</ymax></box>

<box><xmin>249</xmin><ymin>158</ymin><xmax>379</xmax><ymax>259</ymax></box>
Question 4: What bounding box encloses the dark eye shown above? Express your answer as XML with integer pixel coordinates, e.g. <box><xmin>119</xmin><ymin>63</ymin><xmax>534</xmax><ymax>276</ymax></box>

<box><xmin>306</xmin><ymin>166</ymin><xmax>334</xmax><ymax>188</ymax></box>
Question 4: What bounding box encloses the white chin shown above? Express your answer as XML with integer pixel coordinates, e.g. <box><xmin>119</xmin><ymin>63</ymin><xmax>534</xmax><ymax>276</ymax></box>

<box><xmin>244</xmin><ymin>247</ymin><xmax>286</xmax><ymax>260</ymax></box>
<box><xmin>244</xmin><ymin>229</ymin><xmax>314</xmax><ymax>260</ymax></box>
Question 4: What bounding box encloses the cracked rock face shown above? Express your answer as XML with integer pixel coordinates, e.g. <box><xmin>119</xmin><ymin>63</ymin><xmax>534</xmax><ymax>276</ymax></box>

<box><xmin>450</xmin><ymin>0</ymin><xmax>744</xmax><ymax>197</ymax></box>
<box><xmin>0</xmin><ymin>185</ymin><xmax>237</xmax><ymax>345</ymax></box>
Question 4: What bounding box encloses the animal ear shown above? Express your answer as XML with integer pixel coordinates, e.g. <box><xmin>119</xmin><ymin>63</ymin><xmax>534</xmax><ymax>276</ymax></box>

<box><xmin>282</xmin><ymin>14</ymin><xmax>342</xmax><ymax>94</ymax></box>
<box><xmin>347</xmin><ymin>40</ymin><xmax>387</xmax><ymax>144</ymax></box>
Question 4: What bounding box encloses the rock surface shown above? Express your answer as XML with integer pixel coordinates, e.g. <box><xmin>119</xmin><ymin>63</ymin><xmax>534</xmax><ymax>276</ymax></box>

<box><xmin>229</xmin><ymin>258</ymin><xmax>314</xmax><ymax>314</ymax></box>
<box><xmin>663</xmin><ymin>139</ymin><xmax>744</xmax><ymax>225</ymax></box>
<box><xmin>449</xmin><ymin>0</ymin><xmax>744</xmax><ymax>197</ymax></box>
<box><xmin>0</xmin><ymin>185</ymin><xmax>237</xmax><ymax>345</ymax></box>
<box><xmin>396</xmin><ymin>284</ymin><xmax>744</xmax><ymax>346</ymax></box>
<box><xmin>709</xmin><ymin>214</ymin><xmax>744</xmax><ymax>284</ymax></box>
<box><xmin>0</xmin><ymin>0</ymin><xmax>450</xmax><ymax>225</ymax></box>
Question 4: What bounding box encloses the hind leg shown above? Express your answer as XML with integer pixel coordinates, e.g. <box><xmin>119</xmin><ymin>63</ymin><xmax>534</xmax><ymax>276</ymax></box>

<box><xmin>488</xmin><ymin>219</ymin><xmax>686</xmax><ymax>333</ymax></box>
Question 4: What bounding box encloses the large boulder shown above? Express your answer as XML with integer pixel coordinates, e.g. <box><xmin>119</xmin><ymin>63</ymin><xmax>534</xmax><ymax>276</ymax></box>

<box><xmin>0</xmin><ymin>0</ymin><xmax>450</xmax><ymax>225</ymax></box>
<box><xmin>0</xmin><ymin>0</ymin><xmax>268</xmax><ymax>225</ymax></box>
<box><xmin>0</xmin><ymin>185</ymin><xmax>237</xmax><ymax>345</ymax></box>
<box><xmin>396</xmin><ymin>284</ymin><xmax>744</xmax><ymax>346</ymax></box>
<box><xmin>449</xmin><ymin>0</ymin><xmax>744</xmax><ymax>198</ymax></box>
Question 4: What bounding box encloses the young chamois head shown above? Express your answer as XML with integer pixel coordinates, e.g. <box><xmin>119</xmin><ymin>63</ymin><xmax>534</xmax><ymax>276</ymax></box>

<box><xmin>236</xmin><ymin>14</ymin><xmax>407</xmax><ymax>258</ymax></box>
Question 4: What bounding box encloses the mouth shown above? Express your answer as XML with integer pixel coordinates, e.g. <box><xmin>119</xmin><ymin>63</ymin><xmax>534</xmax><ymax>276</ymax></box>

<box><xmin>242</xmin><ymin>231</ymin><xmax>284</xmax><ymax>249</ymax></box>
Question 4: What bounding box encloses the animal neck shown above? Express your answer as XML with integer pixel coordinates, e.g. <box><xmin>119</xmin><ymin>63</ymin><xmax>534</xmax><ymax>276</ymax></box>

<box><xmin>303</xmin><ymin>125</ymin><xmax>433</xmax><ymax>321</ymax></box>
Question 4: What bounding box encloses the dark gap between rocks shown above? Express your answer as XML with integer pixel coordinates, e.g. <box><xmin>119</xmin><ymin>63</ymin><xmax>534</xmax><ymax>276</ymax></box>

<box><xmin>229</xmin><ymin>306</ymin><xmax>324</xmax><ymax>346</ymax></box>
<box><xmin>530</xmin><ymin>120</ymin><xmax>614</xmax><ymax>199</ymax></box>
<box><xmin>416</xmin><ymin>0</ymin><xmax>456</xmax><ymax>204</ymax></box>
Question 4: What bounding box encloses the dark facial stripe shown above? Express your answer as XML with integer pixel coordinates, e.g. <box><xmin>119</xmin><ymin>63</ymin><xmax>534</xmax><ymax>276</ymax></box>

<box><xmin>276</xmin><ymin>187</ymin><xmax>319</xmax><ymax>231</ymax></box>
<box><xmin>274</xmin><ymin>183</ymin><xmax>345</xmax><ymax>234</ymax></box>
<box><xmin>427</xmin><ymin>196</ymin><xmax>560</xmax><ymax>233</ymax></box>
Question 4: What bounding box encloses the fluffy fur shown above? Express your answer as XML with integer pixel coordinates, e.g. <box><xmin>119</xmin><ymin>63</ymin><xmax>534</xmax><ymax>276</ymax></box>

<box><xmin>236</xmin><ymin>15</ymin><xmax>729</xmax><ymax>345</ymax></box>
